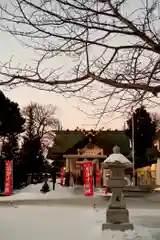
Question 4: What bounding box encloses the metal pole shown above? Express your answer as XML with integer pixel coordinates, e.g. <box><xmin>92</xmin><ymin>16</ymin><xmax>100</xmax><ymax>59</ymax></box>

<box><xmin>131</xmin><ymin>109</ymin><xmax>135</xmax><ymax>186</ymax></box>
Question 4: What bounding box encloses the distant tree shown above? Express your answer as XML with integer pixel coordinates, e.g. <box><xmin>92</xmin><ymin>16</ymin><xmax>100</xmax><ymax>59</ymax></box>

<box><xmin>126</xmin><ymin>106</ymin><xmax>156</xmax><ymax>168</ymax></box>
<box><xmin>0</xmin><ymin>91</ymin><xmax>25</xmax><ymax>138</ymax></box>
<box><xmin>1</xmin><ymin>135</ymin><xmax>19</xmax><ymax>161</ymax></box>
<box><xmin>22</xmin><ymin>102</ymin><xmax>61</xmax><ymax>150</ymax></box>
<box><xmin>0</xmin><ymin>91</ymin><xmax>25</xmax><ymax>159</ymax></box>
<box><xmin>20</xmin><ymin>103</ymin><xmax>61</xmax><ymax>179</ymax></box>
<box><xmin>20</xmin><ymin>136</ymin><xmax>43</xmax><ymax>174</ymax></box>
<box><xmin>20</xmin><ymin>105</ymin><xmax>44</xmax><ymax>175</ymax></box>
<box><xmin>47</xmin><ymin>144</ymin><xmax>65</xmax><ymax>173</ymax></box>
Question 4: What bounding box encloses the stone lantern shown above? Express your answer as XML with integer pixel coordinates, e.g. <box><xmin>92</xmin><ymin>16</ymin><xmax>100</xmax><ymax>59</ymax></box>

<box><xmin>102</xmin><ymin>145</ymin><xmax>134</xmax><ymax>231</ymax></box>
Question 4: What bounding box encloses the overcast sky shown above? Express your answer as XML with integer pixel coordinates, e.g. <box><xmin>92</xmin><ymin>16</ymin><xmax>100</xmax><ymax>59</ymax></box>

<box><xmin>0</xmin><ymin>26</ymin><xmax>127</xmax><ymax>130</ymax></box>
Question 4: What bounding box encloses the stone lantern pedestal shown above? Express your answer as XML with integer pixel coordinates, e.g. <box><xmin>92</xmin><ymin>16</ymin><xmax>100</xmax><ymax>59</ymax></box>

<box><xmin>102</xmin><ymin>146</ymin><xmax>134</xmax><ymax>231</ymax></box>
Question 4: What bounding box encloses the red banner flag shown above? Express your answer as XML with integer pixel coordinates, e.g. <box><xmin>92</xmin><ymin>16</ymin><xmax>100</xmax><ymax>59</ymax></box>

<box><xmin>4</xmin><ymin>160</ymin><xmax>13</xmax><ymax>196</ymax></box>
<box><xmin>60</xmin><ymin>168</ymin><xmax>64</xmax><ymax>185</ymax></box>
<box><xmin>83</xmin><ymin>162</ymin><xmax>94</xmax><ymax>196</ymax></box>
<box><xmin>96</xmin><ymin>168</ymin><xmax>101</xmax><ymax>185</ymax></box>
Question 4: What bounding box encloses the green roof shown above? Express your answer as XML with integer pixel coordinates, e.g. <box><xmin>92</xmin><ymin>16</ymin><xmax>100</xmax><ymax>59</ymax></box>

<box><xmin>98</xmin><ymin>131</ymin><xmax>130</xmax><ymax>153</ymax></box>
<box><xmin>48</xmin><ymin>130</ymin><xmax>130</xmax><ymax>158</ymax></box>
<box><xmin>51</xmin><ymin>131</ymin><xmax>84</xmax><ymax>153</ymax></box>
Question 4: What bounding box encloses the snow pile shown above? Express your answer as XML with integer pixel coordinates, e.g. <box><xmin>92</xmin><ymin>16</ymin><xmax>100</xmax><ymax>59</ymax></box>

<box><xmin>0</xmin><ymin>183</ymin><xmax>112</xmax><ymax>201</ymax></box>
<box><xmin>0</xmin><ymin>182</ymin><xmax>83</xmax><ymax>201</ymax></box>
<box><xmin>94</xmin><ymin>188</ymin><xmax>112</xmax><ymax>197</ymax></box>
<box><xmin>0</xmin><ymin>206</ymin><xmax>159</xmax><ymax>240</ymax></box>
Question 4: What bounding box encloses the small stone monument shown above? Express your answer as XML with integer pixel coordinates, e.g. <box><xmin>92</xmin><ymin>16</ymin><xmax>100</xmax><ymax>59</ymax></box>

<box><xmin>102</xmin><ymin>145</ymin><xmax>134</xmax><ymax>231</ymax></box>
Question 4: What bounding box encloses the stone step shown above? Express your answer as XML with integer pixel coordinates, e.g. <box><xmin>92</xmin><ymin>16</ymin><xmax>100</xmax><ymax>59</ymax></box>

<box><xmin>124</xmin><ymin>186</ymin><xmax>152</xmax><ymax>192</ymax></box>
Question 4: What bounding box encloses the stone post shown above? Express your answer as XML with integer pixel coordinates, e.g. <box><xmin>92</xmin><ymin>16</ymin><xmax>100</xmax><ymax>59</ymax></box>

<box><xmin>156</xmin><ymin>158</ymin><xmax>160</xmax><ymax>186</ymax></box>
<box><xmin>102</xmin><ymin>146</ymin><xmax>133</xmax><ymax>231</ymax></box>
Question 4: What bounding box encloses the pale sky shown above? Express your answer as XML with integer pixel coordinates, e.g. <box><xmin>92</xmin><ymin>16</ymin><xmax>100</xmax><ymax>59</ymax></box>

<box><xmin>0</xmin><ymin>1</ymin><xmax>159</xmax><ymax>130</ymax></box>
<box><xmin>0</xmin><ymin>30</ymin><xmax>127</xmax><ymax>130</ymax></box>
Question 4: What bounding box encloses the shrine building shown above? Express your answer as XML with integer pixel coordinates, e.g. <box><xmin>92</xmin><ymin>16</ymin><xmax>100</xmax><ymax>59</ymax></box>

<box><xmin>47</xmin><ymin>129</ymin><xmax>130</xmax><ymax>185</ymax></box>
<box><xmin>47</xmin><ymin>129</ymin><xmax>160</xmax><ymax>187</ymax></box>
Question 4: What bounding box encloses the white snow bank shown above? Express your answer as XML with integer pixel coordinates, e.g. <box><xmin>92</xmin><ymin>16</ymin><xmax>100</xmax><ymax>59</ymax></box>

<box><xmin>94</xmin><ymin>188</ymin><xmax>112</xmax><ymax>197</ymax></box>
<box><xmin>0</xmin><ymin>183</ymin><xmax>112</xmax><ymax>201</ymax></box>
<box><xmin>0</xmin><ymin>206</ymin><xmax>159</xmax><ymax>240</ymax></box>
<box><xmin>0</xmin><ymin>182</ymin><xmax>84</xmax><ymax>201</ymax></box>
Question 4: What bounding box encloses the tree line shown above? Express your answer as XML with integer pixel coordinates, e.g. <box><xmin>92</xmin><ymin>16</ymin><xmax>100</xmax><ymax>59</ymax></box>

<box><xmin>0</xmin><ymin>88</ymin><xmax>159</xmax><ymax>191</ymax></box>
<box><xmin>0</xmin><ymin>91</ymin><xmax>61</xmax><ymax>191</ymax></box>
<box><xmin>0</xmin><ymin>0</ymin><xmax>160</xmax><ymax>115</ymax></box>
<box><xmin>126</xmin><ymin>106</ymin><xmax>159</xmax><ymax>169</ymax></box>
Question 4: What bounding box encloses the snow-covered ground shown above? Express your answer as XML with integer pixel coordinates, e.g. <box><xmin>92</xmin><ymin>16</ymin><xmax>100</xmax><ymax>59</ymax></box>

<box><xmin>0</xmin><ymin>182</ymin><xmax>111</xmax><ymax>201</ymax></box>
<box><xmin>0</xmin><ymin>205</ymin><xmax>160</xmax><ymax>240</ymax></box>
<box><xmin>0</xmin><ymin>183</ymin><xmax>159</xmax><ymax>239</ymax></box>
<box><xmin>0</xmin><ymin>182</ymin><xmax>82</xmax><ymax>201</ymax></box>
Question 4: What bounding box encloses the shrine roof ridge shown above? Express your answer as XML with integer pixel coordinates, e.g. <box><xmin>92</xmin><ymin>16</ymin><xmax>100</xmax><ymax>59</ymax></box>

<box><xmin>53</xmin><ymin>129</ymin><xmax>124</xmax><ymax>134</ymax></box>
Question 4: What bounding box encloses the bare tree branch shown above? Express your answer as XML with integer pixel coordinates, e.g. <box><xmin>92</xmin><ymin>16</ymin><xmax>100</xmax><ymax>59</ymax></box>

<box><xmin>22</xmin><ymin>102</ymin><xmax>61</xmax><ymax>148</ymax></box>
<box><xmin>0</xmin><ymin>0</ymin><xmax>160</xmax><ymax>123</ymax></box>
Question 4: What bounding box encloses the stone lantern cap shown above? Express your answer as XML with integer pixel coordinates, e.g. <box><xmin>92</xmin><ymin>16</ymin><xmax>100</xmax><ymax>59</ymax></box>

<box><xmin>104</xmin><ymin>145</ymin><xmax>132</xmax><ymax>167</ymax></box>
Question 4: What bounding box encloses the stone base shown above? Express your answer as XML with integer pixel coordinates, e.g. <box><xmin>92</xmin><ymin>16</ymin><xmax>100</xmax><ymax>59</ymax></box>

<box><xmin>102</xmin><ymin>222</ymin><xmax>134</xmax><ymax>231</ymax></box>
<box><xmin>107</xmin><ymin>208</ymin><xmax>129</xmax><ymax>223</ymax></box>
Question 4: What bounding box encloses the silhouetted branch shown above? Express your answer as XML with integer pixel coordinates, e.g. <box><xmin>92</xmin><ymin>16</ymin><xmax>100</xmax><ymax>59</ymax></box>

<box><xmin>0</xmin><ymin>0</ymin><xmax>160</xmax><ymax>120</ymax></box>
